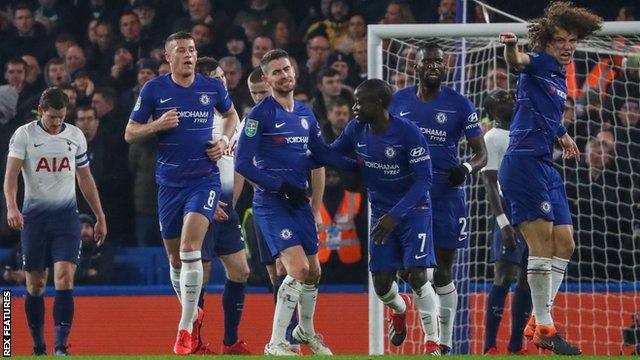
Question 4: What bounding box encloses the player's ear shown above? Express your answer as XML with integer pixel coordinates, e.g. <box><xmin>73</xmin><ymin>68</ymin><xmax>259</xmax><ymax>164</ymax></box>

<box><xmin>37</xmin><ymin>105</ymin><xmax>44</xmax><ymax>116</ymax></box>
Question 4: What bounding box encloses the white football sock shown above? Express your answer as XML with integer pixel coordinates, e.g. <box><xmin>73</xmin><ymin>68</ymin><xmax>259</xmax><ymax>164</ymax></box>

<box><xmin>298</xmin><ymin>283</ymin><xmax>318</xmax><ymax>336</ymax></box>
<box><xmin>436</xmin><ymin>282</ymin><xmax>457</xmax><ymax>348</ymax></box>
<box><xmin>379</xmin><ymin>281</ymin><xmax>407</xmax><ymax>314</ymax></box>
<box><xmin>550</xmin><ymin>256</ymin><xmax>569</xmax><ymax>308</ymax></box>
<box><xmin>527</xmin><ymin>256</ymin><xmax>553</xmax><ymax>326</ymax></box>
<box><xmin>178</xmin><ymin>251</ymin><xmax>203</xmax><ymax>333</ymax></box>
<box><xmin>170</xmin><ymin>265</ymin><xmax>182</xmax><ymax>303</ymax></box>
<box><xmin>270</xmin><ymin>275</ymin><xmax>302</xmax><ymax>344</ymax></box>
<box><xmin>413</xmin><ymin>281</ymin><xmax>439</xmax><ymax>343</ymax></box>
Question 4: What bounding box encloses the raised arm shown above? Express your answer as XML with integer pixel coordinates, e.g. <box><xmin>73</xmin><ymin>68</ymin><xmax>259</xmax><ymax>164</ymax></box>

<box><xmin>500</xmin><ymin>32</ymin><xmax>530</xmax><ymax>71</ymax></box>
<box><xmin>124</xmin><ymin>108</ymin><xmax>179</xmax><ymax>144</ymax></box>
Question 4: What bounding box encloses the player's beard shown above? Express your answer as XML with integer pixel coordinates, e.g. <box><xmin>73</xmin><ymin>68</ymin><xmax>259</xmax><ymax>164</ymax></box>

<box><xmin>273</xmin><ymin>78</ymin><xmax>295</xmax><ymax>97</ymax></box>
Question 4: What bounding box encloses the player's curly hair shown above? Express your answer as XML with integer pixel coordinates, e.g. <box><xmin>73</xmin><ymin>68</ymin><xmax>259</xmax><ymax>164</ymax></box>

<box><xmin>528</xmin><ymin>1</ymin><xmax>602</xmax><ymax>50</ymax></box>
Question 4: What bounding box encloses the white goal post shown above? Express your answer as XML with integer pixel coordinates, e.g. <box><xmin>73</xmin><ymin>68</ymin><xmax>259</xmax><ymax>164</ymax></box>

<box><xmin>367</xmin><ymin>21</ymin><xmax>640</xmax><ymax>355</ymax></box>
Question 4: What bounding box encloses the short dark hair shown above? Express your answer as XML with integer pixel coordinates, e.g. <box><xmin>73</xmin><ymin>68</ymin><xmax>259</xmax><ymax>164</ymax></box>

<box><xmin>317</xmin><ymin>67</ymin><xmax>341</xmax><ymax>83</ymax></box>
<box><xmin>39</xmin><ymin>87</ymin><xmax>69</xmax><ymax>110</ymax></box>
<box><xmin>196</xmin><ymin>56</ymin><xmax>219</xmax><ymax>75</ymax></box>
<box><xmin>93</xmin><ymin>87</ymin><xmax>118</xmax><ymax>105</ymax></box>
<box><xmin>165</xmin><ymin>31</ymin><xmax>194</xmax><ymax>48</ymax></box>
<box><xmin>76</xmin><ymin>105</ymin><xmax>96</xmax><ymax>116</ymax></box>
<box><xmin>418</xmin><ymin>42</ymin><xmax>443</xmax><ymax>56</ymax></box>
<box><xmin>260</xmin><ymin>49</ymin><xmax>289</xmax><ymax>73</ymax></box>
<box><xmin>120</xmin><ymin>11</ymin><xmax>140</xmax><ymax>23</ymax></box>
<box><xmin>327</xmin><ymin>97</ymin><xmax>350</xmax><ymax>112</ymax></box>
<box><xmin>248</xmin><ymin>67</ymin><xmax>264</xmax><ymax>84</ymax></box>
<box><xmin>4</xmin><ymin>57</ymin><xmax>27</xmax><ymax>72</ymax></box>
<box><xmin>356</xmin><ymin>79</ymin><xmax>393</xmax><ymax>109</ymax></box>
<box><xmin>12</xmin><ymin>3</ymin><xmax>32</xmax><ymax>16</ymax></box>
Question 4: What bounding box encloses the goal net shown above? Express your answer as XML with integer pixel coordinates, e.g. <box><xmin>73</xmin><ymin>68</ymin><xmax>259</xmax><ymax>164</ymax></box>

<box><xmin>367</xmin><ymin>22</ymin><xmax>640</xmax><ymax>356</ymax></box>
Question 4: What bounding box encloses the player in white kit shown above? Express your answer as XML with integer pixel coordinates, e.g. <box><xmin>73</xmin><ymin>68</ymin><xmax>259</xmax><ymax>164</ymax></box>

<box><xmin>4</xmin><ymin>87</ymin><xmax>107</xmax><ymax>355</ymax></box>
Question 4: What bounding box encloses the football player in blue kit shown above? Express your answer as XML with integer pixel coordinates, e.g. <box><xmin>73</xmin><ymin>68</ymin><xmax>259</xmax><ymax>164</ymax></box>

<box><xmin>390</xmin><ymin>43</ymin><xmax>487</xmax><ymax>353</ymax></box>
<box><xmin>124</xmin><ymin>32</ymin><xmax>240</xmax><ymax>354</ymax></box>
<box><xmin>498</xmin><ymin>1</ymin><xmax>601</xmax><ymax>354</ymax></box>
<box><xmin>480</xmin><ymin>89</ymin><xmax>531</xmax><ymax>355</ymax></box>
<box><xmin>194</xmin><ymin>56</ymin><xmax>251</xmax><ymax>355</ymax></box>
<box><xmin>235</xmin><ymin>49</ymin><xmax>348</xmax><ymax>356</ymax></box>
<box><xmin>317</xmin><ymin>78</ymin><xmax>442</xmax><ymax>353</ymax></box>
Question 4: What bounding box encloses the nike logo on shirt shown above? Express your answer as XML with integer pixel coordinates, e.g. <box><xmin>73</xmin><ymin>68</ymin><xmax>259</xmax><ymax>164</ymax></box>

<box><xmin>357</xmin><ymin>143</ymin><xmax>366</xmax><ymax>147</ymax></box>
<box><xmin>34</xmin><ymin>143</ymin><xmax>44</xmax><ymax>147</ymax></box>
<box><xmin>415</xmin><ymin>254</ymin><xmax>428</xmax><ymax>260</ymax></box>
<box><xmin>275</xmin><ymin>123</ymin><xmax>285</xmax><ymax>128</ymax></box>
<box><xmin>400</xmin><ymin>111</ymin><xmax>411</xmax><ymax>116</ymax></box>
<box><xmin>160</xmin><ymin>98</ymin><xmax>172</xmax><ymax>103</ymax></box>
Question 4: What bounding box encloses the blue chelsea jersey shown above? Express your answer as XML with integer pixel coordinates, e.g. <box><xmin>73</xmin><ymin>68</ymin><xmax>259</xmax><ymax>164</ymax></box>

<box><xmin>390</xmin><ymin>85</ymin><xmax>482</xmax><ymax>186</ymax></box>
<box><xmin>129</xmin><ymin>74</ymin><xmax>233</xmax><ymax>187</ymax></box>
<box><xmin>507</xmin><ymin>51</ymin><xmax>568</xmax><ymax>158</ymax></box>
<box><xmin>330</xmin><ymin>115</ymin><xmax>432</xmax><ymax>220</ymax></box>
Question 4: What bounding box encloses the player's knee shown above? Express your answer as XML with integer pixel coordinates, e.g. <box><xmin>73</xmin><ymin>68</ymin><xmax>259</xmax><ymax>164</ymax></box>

<box><xmin>494</xmin><ymin>272</ymin><xmax>515</xmax><ymax>287</ymax></box>
<box><xmin>433</xmin><ymin>267</ymin><xmax>452</xmax><ymax>286</ymax></box>
<box><xmin>53</xmin><ymin>271</ymin><xmax>74</xmax><ymax>289</ymax></box>
<box><xmin>168</xmin><ymin>254</ymin><xmax>182</xmax><ymax>270</ymax></box>
<box><xmin>289</xmin><ymin>263</ymin><xmax>309</xmax><ymax>282</ymax></box>
<box><xmin>372</xmin><ymin>276</ymin><xmax>394</xmax><ymax>297</ymax></box>
<box><xmin>305</xmin><ymin>266</ymin><xmax>321</xmax><ymax>284</ymax></box>
<box><xmin>406</xmin><ymin>268</ymin><xmax>428</xmax><ymax>290</ymax></box>
<box><xmin>227</xmin><ymin>263</ymin><xmax>251</xmax><ymax>283</ymax></box>
<box><xmin>26</xmin><ymin>280</ymin><xmax>46</xmax><ymax>296</ymax></box>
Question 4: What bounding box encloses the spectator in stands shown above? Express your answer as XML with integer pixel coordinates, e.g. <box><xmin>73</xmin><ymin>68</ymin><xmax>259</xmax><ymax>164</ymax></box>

<box><xmin>269</xmin><ymin>20</ymin><xmax>303</xmax><ymax>60</ymax></box>
<box><xmin>64</xmin><ymin>45</ymin><xmax>87</xmax><ymax>78</ymax></box>
<box><xmin>172</xmin><ymin>0</ymin><xmax>230</xmax><ymax>46</ymax></box>
<box><xmin>351</xmin><ymin>40</ymin><xmax>367</xmax><ymax>86</ymax></box>
<box><xmin>75</xmin><ymin>214</ymin><xmax>114</xmax><ymax>285</ymax></box>
<box><xmin>306</xmin><ymin>0</ymin><xmax>350</xmax><ymax>47</ymax></box>
<box><xmin>85</xmin><ymin>19</ymin><xmax>99</xmax><ymax>48</ymax></box>
<box><xmin>1</xmin><ymin>4</ymin><xmax>53</xmax><ymax>65</ymax></box>
<box><xmin>250</xmin><ymin>35</ymin><xmax>274</xmax><ymax>69</ymax></box>
<box><xmin>484</xmin><ymin>64</ymin><xmax>509</xmax><ymax>92</ymax></box>
<box><xmin>233</xmin><ymin>0</ymin><xmax>295</xmax><ymax>37</ymax></box>
<box><xmin>33</xmin><ymin>0</ymin><xmax>76</xmax><ymax>35</ymax></box>
<box><xmin>389</xmin><ymin>72</ymin><xmax>409</xmax><ymax>92</ymax></box>
<box><xmin>43</xmin><ymin>57</ymin><xmax>70</xmax><ymax>87</ymax></box>
<box><xmin>223</xmin><ymin>26</ymin><xmax>251</xmax><ymax>69</ymax></box>
<box><xmin>615</xmin><ymin>6</ymin><xmax>636</xmax><ymax>21</ymax></box>
<box><xmin>0</xmin><ymin>58</ymin><xmax>38</xmax><ymax>126</ymax></box>
<box><xmin>21</xmin><ymin>54</ymin><xmax>44</xmax><ymax>91</ymax></box>
<box><xmin>613</xmin><ymin>101</ymin><xmax>640</xmax><ymax>175</ymax></box>
<box><xmin>317</xmin><ymin>167</ymin><xmax>367</xmax><ymax>285</ymax></box>
<box><xmin>326</xmin><ymin>51</ymin><xmax>359</xmax><ymax>89</ymax></box>
<box><xmin>298</xmin><ymin>34</ymin><xmax>331</xmax><ymax>94</ymax></box>
<box><xmin>119</xmin><ymin>11</ymin><xmax>146</xmax><ymax>60</ymax></box>
<box><xmin>132</xmin><ymin>0</ymin><xmax>164</xmax><ymax>44</ymax></box>
<box><xmin>321</xmin><ymin>97</ymin><xmax>351</xmax><ymax>143</ymax></box>
<box><xmin>54</xmin><ymin>34</ymin><xmax>77</xmax><ymax>59</ymax></box>
<box><xmin>219</xmin><ymin>56</ymin><xmax>251</xmax><ymax>112</ymax></box>
<box><xmin>191</xmin><ymin>22</ymin><xmax>215</xmax><ymax>56</ymax></box>
<box><xmin>59</xmin><ymin>83</ymin><xmax>78</xmax><ymax>123</ymax></box>
<box><xmin>129</xmin><ymin>133</ymin><xmax>160</xmax><ymax>247</ymax></box>
<box><xmin>437</xmin><ymin>0</ymin><xmax>456</xmax><ymax>23</ymax></box>
<box><xmin>74</xmin><ymin>104</ymin><xmax>106</xmax><ymax>214</ymax></box>
<box><xmin>107</xmin><ymin>45</ymin><xmax>136</xmax><ymax>92</ymax></box>
<box><xmin>311</xmin><ymin>67</ymin><xmax>354</xmax><ymax>128</ymax></box>
<box><xmin>158</xmin><ymin>61</ymin><xmax>170</xmax><ymax>76</ymax></box>
<box><xmin>380</xmin><ymin>0</ymin><xmax>416</xmax><ymax>24</ymax></box>
<box><xmin>120</xmin><ymin>59</ymin><xmax>158</xmax><ymax>113</ymax></box>
<box><xmin>72</xmin><ymin>70</ymin><xmax>96</xmax><ymax>104</ymax></box>
<box><xmin>333</xmin><ymin>14</ymin><xmax>366</xmax><ymax>55</ymax></box>
<box><xmin>605</xmin><ymin>51</ymin><xmax>640</xmax><ymax>119</ymax></box>
<box><xmin>566</xmin><ymin>139</ymin><xmax>638</xmax><ymax>281</ymax></box>
<box><xmin>86</xmin><ymin>20</ymin><xmax>116</xmax><ymax>76</ymax></box>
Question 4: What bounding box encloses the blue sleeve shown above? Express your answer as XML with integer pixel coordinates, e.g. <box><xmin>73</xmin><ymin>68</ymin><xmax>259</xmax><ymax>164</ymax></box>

<box><xmin>129</xmin><ymin>81</ymin><xmax>155</xmax><ymax>124</ymax></box>
<box><xmin>389</xmin><ymin>93</ymin><xmax>400</xmax><ymax>115</ymax></box>
<box><xmin>307</xmin><ymin>118</ymin><xmax>358</xmax><ymax>171</ymax></box>
<box><xmin>522</xmin><ymin>51</ymin><xmax>546</xmax><ymax>75</ymax></box>
<box><xmin>387</xmin><ymin>123</ymin><xmax>432</xmax><ymax>221</ymax></box>
<box><xmin>461</xmin><ymin>97</ymin><xmax>483</xmax><ymax>139</ymax></box>
<box><xmin>234</xmin><ymin>106</ymin><xmax>283</xmax><ymax>191</ymax></box>
<box><xmin>213</xmin><ymin>79</ymin><xmax>233</xmax><ymax>114</ymax></box>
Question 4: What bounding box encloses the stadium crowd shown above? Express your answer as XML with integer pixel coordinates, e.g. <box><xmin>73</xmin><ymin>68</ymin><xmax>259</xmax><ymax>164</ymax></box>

<box><xmin>0</xmin><ymin>0</ymin><xmax>639</xmax><ymax>285</ymax></box>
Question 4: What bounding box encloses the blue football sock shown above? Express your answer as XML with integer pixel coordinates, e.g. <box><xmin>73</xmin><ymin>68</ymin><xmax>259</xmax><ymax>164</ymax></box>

<box><xmin>53</xmin><ymin>289</ymin><xmax>74</xmax><ymax>350</ymax></box>
<box><xmin>509</xmin><ymin>285</ymin><xmax>532</xmax><ymax>353</ymax></box>
<box><xmin>222</xmin><ymin>280</ymin><xmax>246</xmax><ymax>346</ymax></box>
<box><xmin>25</xmin><ymin>293</ymin><xmax>46</xmax><ymax>348</ymax></box>
<box><xmin>484</xmin><ymin>284</ymin><xmax>508</xmax><ymax>352</ymax></box>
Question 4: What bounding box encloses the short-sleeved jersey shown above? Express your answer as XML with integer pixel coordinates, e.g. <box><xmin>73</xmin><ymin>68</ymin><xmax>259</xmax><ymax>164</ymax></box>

<box><xmin>129</xmin><ymin>73</ymin><xmax>233</xmax><ymax>187</ymax></box>
<box><xmin>507</xmin><ymin>51</ymin><xmax>567</xmax><ymax>158</ymax></box>
<box><xmin>212</xmin><ymin>114</ymin><xmax>243</xmax><ymax>202</ymax></box>
<box><xmin>482</xmin><ymin>127</ymin><xmax>510</xmax><ymax>172</ymax></box>
<box><xmin>8</xmin><ymin>121</ymin><xmax>89</xmax><ymax>221</ymax></box>
<box><xmin>390</xmin><ymin>85</ymin><xmax>482</xmax><ymax>187</ymax></box>
<box><xmin>235</xmin><ymin>96</ymin><xmax>323</xmax><ymax>201</ymax></box>
<box><xmin>330</xmin><ymin>116</ymin><xmax>432</xmax><ymax>220</ymax></box>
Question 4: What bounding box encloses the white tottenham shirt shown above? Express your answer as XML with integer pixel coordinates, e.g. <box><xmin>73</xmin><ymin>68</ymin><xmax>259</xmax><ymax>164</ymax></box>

<box><xmin>8</xmin><ymin>121</ymin><xmax>88</xmax><ymax>221</ymax></box>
